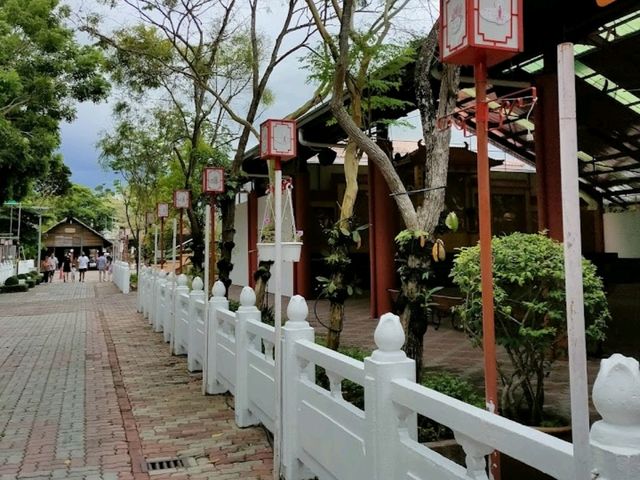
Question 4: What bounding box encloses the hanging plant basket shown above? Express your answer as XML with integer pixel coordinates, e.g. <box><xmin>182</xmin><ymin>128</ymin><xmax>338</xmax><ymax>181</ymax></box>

<box><xmin>257</xmin><ymin>241</ymin><xmax>303</xmax><ymax>262</ymax></box>
<box><xmin>258</xmin><ymin>177</ymin><xmax>303</xmax><ymax>263</ymax></box>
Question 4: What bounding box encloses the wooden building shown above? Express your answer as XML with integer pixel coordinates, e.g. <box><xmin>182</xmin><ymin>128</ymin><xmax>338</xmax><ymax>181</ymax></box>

<box><xmin>42</xmin><ymin>217</ymin><xmax>112</xmax><ymax>260</ymax></box>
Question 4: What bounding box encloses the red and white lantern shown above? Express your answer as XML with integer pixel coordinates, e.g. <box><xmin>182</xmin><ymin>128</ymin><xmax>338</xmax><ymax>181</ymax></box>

<box><xmin>174</xmin><ymin>189</ymin><xmax>191</xmax><ymax>209</ymax></box>
<box><xmin>260</xmin><ymin>119</ymin><xmax>297</xmax><ymax>160</ymax></box>
<box><xmin>202</xmin><ymin>167</ymin><xmax>225</xmax><ymax>194</ymax></box>
<box><xmin>440</xmin><ymin>0</ymin><xmax>523</xmax><ymax>66</ymax></box>
<box><xmin>157</xmin><ymin>203</ymin><xmax>169</xmax><ymax>218</ymax></box>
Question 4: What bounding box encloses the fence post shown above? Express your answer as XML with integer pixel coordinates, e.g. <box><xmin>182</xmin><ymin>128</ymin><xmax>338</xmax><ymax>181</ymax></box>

<box><xmin>171</xmin><ymin>274</ymin><xmax>189</xmax><ymax>355</ymax></box>
<box><xmin>188</xmin><ymin>276</ymin><xmax>205</xmax><ymax>372</ymax></box>
<box><xmin>590</xmin><ymin>354</ymin><xmax>640</xmax><ymax>480</ymax></box>
<box><xmin>137</xmin><ymin>266</ymin><xmax>145</xmax><ymax>313</ymax></box>
<box><xmin>142</xmin><ymin>268</ymin><xmax>151</xmax><ymax>318</ymax></box>
<box><xmin>122</xmin><ymin>261</ymin><xmax>130</xmax><ymax>294</ymax></box>
<box><xmin>234</xmin><ymin>286</ymin><xmax>261</xmax><ymax>427</ymax></box>
<box><xmin>205</xmin><ymin>280</ymin><xmax>228</xmax><ymax>395</ymax></box>
<box><xmin>364</xmin><ymin>313</ymin><xmax>416</xmax><ymax>480</ymax></box>
<box><xmin>163</xmin><ymin>272</ymin><xmax>175</xmax><ymax>343</ymax></box>
<box><xmin>147</xmin><ymin>269</ymin><xmax>157</xmax><ymax>323</ymax></box>
<box><xmin>154</xmin><ymin>271</ymin><xmax>168</xmax><ymax>333</ymax></box>
<box><xmin>282</xmin><ymin>295</ymin><xmax>315</xmax><ymax>480</ymax></box>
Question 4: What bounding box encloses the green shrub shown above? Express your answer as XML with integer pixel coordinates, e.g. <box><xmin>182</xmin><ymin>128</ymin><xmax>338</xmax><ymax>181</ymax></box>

<box><xmin>1</xmin><ymin>284</ymin><xmax>29</xmax><ymax>293</ymax></box>
<box><xmin>4</xmin><ymin>276</ymin><xmax>19</xmax><ymax>286</ymax></box>
<box><xmin>451</xmin><ymin>232</ymin><xmax>609</xmax><ymax>425</ymax></box>
<box><xmin>17</xmin><ymin>273</ymin><xmax>28</xmax><ymax>279</ymax></box>
<box><xmin>418</xmin><ymin>372</ymin><xmax>484</xmax><ymax>442</ymax></box>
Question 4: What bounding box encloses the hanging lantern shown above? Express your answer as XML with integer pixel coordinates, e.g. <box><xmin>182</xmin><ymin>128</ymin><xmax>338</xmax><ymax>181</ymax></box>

<box><xmin>256</xmin><ymin>178</ymin><xmax>302</xmax><ymax>262</ymax></box>
<box><xmin>440</xmin><ymin>0</ymin><xmax>523</xmax><ymax>67</ymax></box>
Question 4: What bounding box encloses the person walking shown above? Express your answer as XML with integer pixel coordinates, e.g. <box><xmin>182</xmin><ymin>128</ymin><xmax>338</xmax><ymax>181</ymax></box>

<box><xmin>47</xmin><ymin>254</ymin><xmax>56</xmax><ymax>283</ymax></box>
<box><xmin>40</xmin><ymin>255</ymin><xmax>50</xmax><ymax>283</ymax></box>
<box><xmin>77</xmin><ymin>251</ymin><xmax>89</xmax><ymax>282</ymax></box>
<box><xmin>62</xmin><ymin>253</ymin><xmax>71</xmax><ymax>282</ymax></box>
<box><xmin>97</xmin><ymin>251</ymin><xmax>107</xmax><ymax>282</ymax></box>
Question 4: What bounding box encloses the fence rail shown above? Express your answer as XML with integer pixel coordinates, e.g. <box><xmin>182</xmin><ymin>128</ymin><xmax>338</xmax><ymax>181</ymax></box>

<box><xmin>136</xmin><ymin>266</ymin><xmax>640</xmax><ymax>480</ymax></box>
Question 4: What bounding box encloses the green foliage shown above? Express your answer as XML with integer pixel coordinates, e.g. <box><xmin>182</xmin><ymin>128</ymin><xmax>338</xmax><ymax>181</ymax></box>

<box><xmin>1</xmin><ymin>283</ymin><xmax>29</xmax><ymax>293</ymax></box>
<box><xmin>418</xmin><ymin>372</ymin><xmax>485</xmax><ymax>442</ymax></box>
<box><xmin>316</xmin><ymin>218</ymin><xmax>367</xmax><ymax>305</ymax></box>
<box><xmin>47</xmin><ymin>184</ymin><xmax>115</xmax><ymax>232</ymax></box>
<box><xmin>451</xmin><ymin>232</ymin><xmax>610</xmax><ymax>424</ymax></box>
<box><xmin>0</xmin><ymin>0</ymin><xmax>109</xmax><ymax>203</ymax></box>
<box><xmin>4</xmin><ymin>276</ymin><xmax>19</xmax><ymax>286</ymax></box>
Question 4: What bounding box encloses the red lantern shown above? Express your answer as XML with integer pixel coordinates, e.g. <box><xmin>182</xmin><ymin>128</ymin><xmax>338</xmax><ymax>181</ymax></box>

<box><xmin>440</xmin><ymin>0</ymin><xmax>523</xmax><ymax>67</ymax></box>
<box><xmin>260</xmin><ymin>119</ymin><xmax>297</xmax><ymax>160</ymax></box>
<box><xmin>157</xmin><ymin>203</ymin><xmax>169</xmax><ymax>218</ymax></box>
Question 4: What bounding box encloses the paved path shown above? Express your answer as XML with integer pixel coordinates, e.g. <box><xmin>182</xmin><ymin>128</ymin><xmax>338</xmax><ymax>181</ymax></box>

<box><xmin>0</xmin><ymin>272</ymin><xmax>272</xmax><ymax>480</ymax></box>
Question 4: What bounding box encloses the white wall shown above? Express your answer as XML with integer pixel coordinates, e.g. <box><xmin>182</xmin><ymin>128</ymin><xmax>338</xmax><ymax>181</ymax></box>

<box><xmin>604</xmin><ymin>211</ymin><xmax>640</xmax><ymax>258</ymax></box>
<box><xmin>230</xmin><ymin>200</ymin><xmax>249</xmax><ymax>287</ymax></box>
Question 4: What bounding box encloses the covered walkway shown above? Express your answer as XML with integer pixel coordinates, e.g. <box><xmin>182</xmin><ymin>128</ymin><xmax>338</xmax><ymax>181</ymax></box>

<box><xmin>0</xmin><ymin>272</ymin><xmax>272</xmax><ymax>480</ymax></box>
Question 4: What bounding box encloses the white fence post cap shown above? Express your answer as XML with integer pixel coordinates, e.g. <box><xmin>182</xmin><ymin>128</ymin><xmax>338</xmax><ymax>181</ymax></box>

<box><xmin>192</xmin><ymin>276</ymin><xmax>204</xmax><ymax>291</ymax></box>
<box><xmin>240</xmin><ymin>286</ymin><xmax>256</xmax><ymax>307</ymax></box>
<box><xmin>177</xmin><ymin>274</ymin><xmax>188</xmax><ymax>286</ymax></box>
<box><xmin>212</xmin><ymin>280</ymin><xmax>226</xmax><ymax>298</ymax></box>
<box><xmin>372</xmin><ymin>313</ymin><xmax>406</xmax><ymax>361</ymax></box>
<box><xmin>287</xmin><ymin>295</ymin><xmax>308</xmax><ymax>324</ymax></box>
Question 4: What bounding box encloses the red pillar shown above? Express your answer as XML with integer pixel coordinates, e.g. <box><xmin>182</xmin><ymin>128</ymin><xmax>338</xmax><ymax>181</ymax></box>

<box><xmin>248</xmin><ymin>190</ymin><xmax>258</xmax><ymax>288</ymax></box>
<box><xmin>293</xmin><ymin>172</ymin><xmax>312</xmax><ymax>297</ymax></box>
<box><xmin>535</xmin><ymin>73</ymin><xmax>564</xmax><ymax>241</ymax></box>
<box><xmin>368</xmin><ymin>162</ymin><xmax>397</xmax><ymax>318</ymax></box>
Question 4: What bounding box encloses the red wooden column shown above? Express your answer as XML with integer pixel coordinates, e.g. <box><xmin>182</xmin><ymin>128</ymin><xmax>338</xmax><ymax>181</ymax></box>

<box><xmin>293</xmin><ymin>171</ymin><xmax>312</xmax><ymax>297</ymax></box>
<box><xmin>247</xmin><ymin>189</ymin><xmax>258</xmax><ymax>288</ymax></box>
<box><xmin>535</xmin><ymin>72</ymin><xmax>564</xmax><ymax>241</ymax></box>
<box><xmin>368</xmin><ymin>161</ymin><xmax>397</xmax><ymax>318</ymax></box>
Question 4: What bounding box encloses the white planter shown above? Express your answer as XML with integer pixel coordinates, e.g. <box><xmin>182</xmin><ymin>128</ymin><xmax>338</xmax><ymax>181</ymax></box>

<box><xmin>257</xmin><ymin>242</ymin><xmax>302</xmax><ymax>262</ymax></box>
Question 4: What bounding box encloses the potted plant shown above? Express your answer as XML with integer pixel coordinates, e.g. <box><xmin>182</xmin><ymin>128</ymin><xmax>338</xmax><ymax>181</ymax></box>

<box><xmin>256</xmin><ymin>178</ymin><xmax>303</xmax><ymax>262</ymax></box>
<box><xmin>450</xmin><ymin>232</ymin><xmax>609</xmax><ymax>426</ymax></box>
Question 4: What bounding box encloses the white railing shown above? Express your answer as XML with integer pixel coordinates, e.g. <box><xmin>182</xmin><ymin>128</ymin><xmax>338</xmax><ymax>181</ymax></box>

<box><xmin>153</xmin><ymin>271</ymin><xmax>167</xmax><ymax>333</ymax></box>
<box><xmin>162</xmin><ymin>273</ymin><xmax>176</xmax><ymax>344</ymax></box>
<box><xmin>187</xmin><ymin>277</ymin><xmax>206</xmax><ymax>372</ymax></box>
<box><xmin>112</xmin><ymin>260</ymin><xmax>130</xmax><ymax>294</ymax></box>
<box><xmin>0</xmin><ymin>261</ymin><xmax>14</xmax><ymax>284</ymax></box>
<box><xmin>137</xmin><ymin>267</ymin><xmax>640</xmax><ymax>480</ymax></box>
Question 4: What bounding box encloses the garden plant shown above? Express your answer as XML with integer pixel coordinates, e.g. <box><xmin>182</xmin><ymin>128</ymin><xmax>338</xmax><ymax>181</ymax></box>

<box><xmin>451</xmin><ymin>232</ymin><xmax>609</xmax><ymax>425</ymax></box>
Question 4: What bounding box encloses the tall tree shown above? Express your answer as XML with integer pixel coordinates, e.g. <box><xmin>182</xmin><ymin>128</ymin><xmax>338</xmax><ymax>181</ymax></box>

<box><xmin>0</xmin><ymin>0</ymin><xmax>109</xmax><ymax>204</ymax></box>
<box><xmin>305</xmin><ymin>0</ymin><xmax>414</xmax><ymax>349</ymax></box>
<box><xmin>311</xmin><ymin>0</ymin><xmax>460</xmax><ymax>377</ymax></box>
<box><xmin>88</xmin><ymin>1</ymin><xmax>246</xmax><ymax>269</ymax></box>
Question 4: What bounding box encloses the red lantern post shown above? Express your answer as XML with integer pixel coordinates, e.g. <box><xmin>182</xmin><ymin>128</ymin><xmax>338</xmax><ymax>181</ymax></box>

<box><xmin>440</xmin><ymin>1</ymin><xmax>523</xmax><ymax>478</ymax></box>
<box><xmin>174</xmin><ymin>190</ymin><xmax>191</xmax><ymax>274</ymax></box>
<box><xmin>259</xmin><ymin>118</ymin><xmax>297</xmax><ymax>480</ymax></box>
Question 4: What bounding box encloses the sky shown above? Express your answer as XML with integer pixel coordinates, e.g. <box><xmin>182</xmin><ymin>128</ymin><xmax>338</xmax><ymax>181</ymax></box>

<box><xmin>58</xmin><ymin>1</ymin><xmax>459</xmax><ymax>189</ymax></box>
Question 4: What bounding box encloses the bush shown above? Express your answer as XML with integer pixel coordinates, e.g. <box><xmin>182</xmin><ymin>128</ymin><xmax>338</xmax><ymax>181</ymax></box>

<box><xmin>1</xmin><ymin>284</ymin><xmax>29</xmax><ymax>293</ymax></box>
<box><xmin>418</xmin><ymin>372</ymin><xmax>484</xmax><ymax>442</ymax></box>
<box><xmin>4</xmin><ymin>276</ymin><xmax>19</xmax><ymax>286</ymax></box>
<box><xmin>17</xmin><ymin>273</ymin><xmax>28</xmax><ymax>280</ymax></box>
<box><xmin>451</xmin><ymin>232</ymin><xmax>609</xmax><ymax>424</ymax></box>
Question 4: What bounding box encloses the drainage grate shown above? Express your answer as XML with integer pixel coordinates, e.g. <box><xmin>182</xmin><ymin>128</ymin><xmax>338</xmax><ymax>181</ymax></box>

<box><xmin>146</xmin><ymin>457</ymin><xmax>185</xmax><ymax>472</ymax></box>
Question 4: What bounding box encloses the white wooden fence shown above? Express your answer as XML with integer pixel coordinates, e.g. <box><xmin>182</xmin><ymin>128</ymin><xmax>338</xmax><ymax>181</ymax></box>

<box><xmin>137</xmin><ymin>266</ymin><xmax>640</xmax><ymax>480</ymax></box>
<box><xmin>112</xmin><ymin>260</ymin><xmax>130</xmax><ymax>294</ymax></box>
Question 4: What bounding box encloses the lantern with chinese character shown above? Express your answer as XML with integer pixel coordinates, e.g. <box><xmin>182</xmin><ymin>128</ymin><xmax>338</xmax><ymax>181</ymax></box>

<box><xmin>440</xmin><ymin>0</ymin><xmax>523</xmax><ymax>66</ymax></box>
<box><xmin>260</xmin><ymin>119</ymin><xmax>297</xmax><ymax>160</ymax></box>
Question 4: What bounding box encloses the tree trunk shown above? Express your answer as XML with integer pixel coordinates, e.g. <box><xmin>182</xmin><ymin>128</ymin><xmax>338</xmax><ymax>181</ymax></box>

<box><xmin>187</xmin><ymin>207</ymin><xmax>205</xmax><ymax>271</ymax></box>
<box><xmin>326</xmin><ymin>303</ymin><xmax>345</xmax><ymax>350</ymax></box>
<box><xmin>217</xmin><ymin>198</ymin><xmax>236</xmax><ymax>294</ymax></box>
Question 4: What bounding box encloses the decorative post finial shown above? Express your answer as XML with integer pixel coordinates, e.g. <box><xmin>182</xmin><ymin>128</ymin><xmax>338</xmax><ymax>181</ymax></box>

<box><xmin>240</xmin><ymin>286</ymin><xmax>256</xmax><ymax>308</ymax></box>
<box><xmin>372</xmin><ymin>313</ymin><xmax>406</xmax><ymax>361</ymax></box>
<box><xmin>191</xmin><ymin>276</ymin><xmax>203</xmax><ymax>291</ymax></box>
<box><xmin>287</xmin><ymin>295</ymin><xmax>309</xmax><ymax>324</ymax></box>
<box><xmin>177</xmin><ymin>274</ymin><xmax>188</xmax><ymax>286</ymax></box>
<box><xmin>212</xmin><ymin>280</ymin><xmax>226</xmax><ymax>298</ymax></box>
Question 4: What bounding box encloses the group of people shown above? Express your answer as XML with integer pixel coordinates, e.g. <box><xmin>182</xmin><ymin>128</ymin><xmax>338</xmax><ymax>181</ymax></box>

<box><xmin>40</xmin><ymin>251</ymin><xmax>112</xmax><ymax>283</ymax></box>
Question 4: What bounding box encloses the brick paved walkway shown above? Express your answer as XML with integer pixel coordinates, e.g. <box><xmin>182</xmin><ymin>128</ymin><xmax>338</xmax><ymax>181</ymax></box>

<box><xmin>0</xmin><ymin>272</ymin><xmax>272</xmax><ymax>480</ymax></box>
